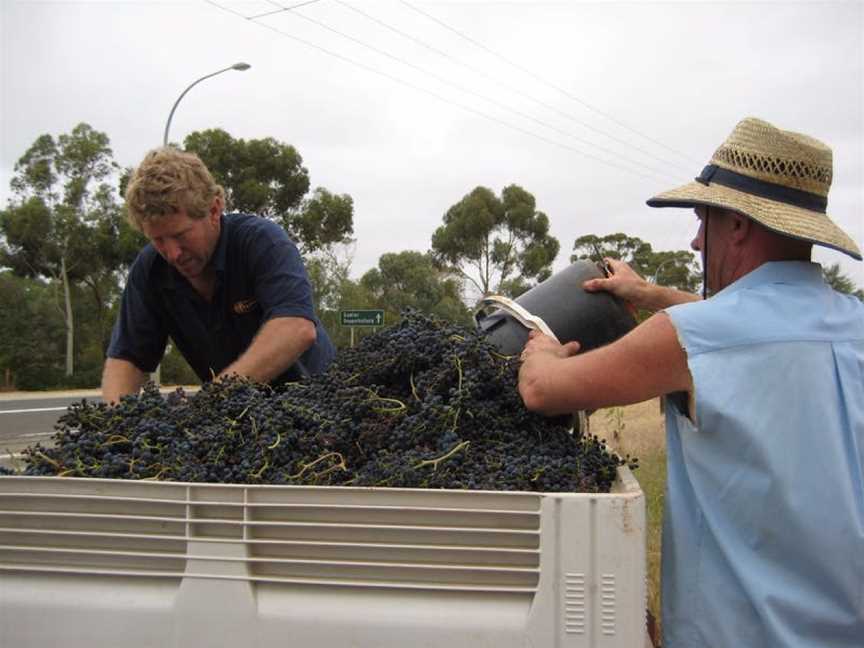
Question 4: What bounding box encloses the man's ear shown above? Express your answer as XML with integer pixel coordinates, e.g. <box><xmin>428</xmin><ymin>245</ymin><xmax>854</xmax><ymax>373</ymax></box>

<box><xmin>730</xmin><ymin>213</ymin><xmax>752</xmax><ymax>245</ymax></box>
<box><xmin>210</xmin><ymin>196</ymin><xmax>224</xmax><ymax>223</ymax></box>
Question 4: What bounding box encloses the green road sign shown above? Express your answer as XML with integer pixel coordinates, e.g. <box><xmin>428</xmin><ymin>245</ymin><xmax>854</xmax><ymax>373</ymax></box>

<box><xmin>340</xmin><ymin>309</ymin><xmax>385</xmax><ymax>327</ymax></box>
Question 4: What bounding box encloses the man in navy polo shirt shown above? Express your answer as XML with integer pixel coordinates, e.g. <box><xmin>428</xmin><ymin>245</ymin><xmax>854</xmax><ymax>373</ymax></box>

<box><xmin>102</xmin><ymin>147</ymin><xmax>335</xmax><ymax>403</ymax></box>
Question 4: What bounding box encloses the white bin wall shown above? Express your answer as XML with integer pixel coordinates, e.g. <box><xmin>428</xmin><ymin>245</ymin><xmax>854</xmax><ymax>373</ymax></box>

<box><xmin>0</xmin><ymin>470</ymin><xmax>645</xmax><ymax>648</ymax></box>
<box><xmin>527</xmin><ymin>492</ymin><xmax>646</xmax><ymax>648</ymax></box>
<box><xmin>0</xmin><ymin>576</ymin><xmax>177</xmax><ymax>647</ymax></box>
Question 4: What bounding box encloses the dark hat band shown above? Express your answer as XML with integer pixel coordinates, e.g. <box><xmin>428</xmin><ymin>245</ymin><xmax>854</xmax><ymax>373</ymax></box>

<box><xmin>696</xmin><ymin>164</ymin><xmax>827</xmax><ymax>213</ymax></box>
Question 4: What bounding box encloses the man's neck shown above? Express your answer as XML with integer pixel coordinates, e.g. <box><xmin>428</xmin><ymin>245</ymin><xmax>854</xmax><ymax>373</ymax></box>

<box><xmin>186</xmin><ymin>268</ymin><xmax>217</xmax><ymax>302</ymax></box>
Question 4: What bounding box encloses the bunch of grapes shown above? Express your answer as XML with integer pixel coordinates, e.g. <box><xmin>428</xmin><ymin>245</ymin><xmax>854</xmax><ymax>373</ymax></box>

<box><xmin>19</xmin><ymin>311</ymin><xmax>636</xmax><ymax>493</ymax></box>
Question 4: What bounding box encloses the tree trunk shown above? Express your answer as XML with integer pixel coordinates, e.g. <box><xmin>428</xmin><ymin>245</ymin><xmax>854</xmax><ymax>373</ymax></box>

<box><xmin>85</xmin><ymin>276</ymin><xmax>106</xmax><ymax>349</ymax></box>
<box><xmin>61</xmin><ymin>256</ymin><xmax>74</xmax><ymax>377</ymax></box>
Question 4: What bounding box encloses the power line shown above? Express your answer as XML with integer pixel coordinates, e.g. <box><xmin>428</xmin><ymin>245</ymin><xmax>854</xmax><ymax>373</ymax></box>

<box><xmin>335</xmin><ymin>0</ymin><xmax>690</xmax><ymax>175</ymax></box>
<box><xmin>204</xmin><ymin>0</ymin><xmax>664</xmax><ymax>182</ymax></box>
<box><xmin>401</xmin><ymin>0</ymin><xmax>700</xmax><ymax>166</ymax></box>
<box><xmin>249</xmin><ymin>0</ymin><xmax>323</xmax><ymax>20</ymax></box>
<box><xmin>246</xmin><ymin>1</ymin><xmax>672</xmax><ymax>179</ymax></box>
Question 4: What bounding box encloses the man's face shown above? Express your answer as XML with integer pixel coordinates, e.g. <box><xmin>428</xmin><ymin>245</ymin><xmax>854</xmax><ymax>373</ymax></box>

<box><xmin>690</xmin><ymin>207</ymin><xmax>709</xmax><ymax>262</ymax></box>
<box><xmin>142</xmin><ymin>199</ymin><xmax>221</xmax><ymax>280</ymax></box>
<box><xmin>690</xmin><ymin>206</ymin><xmax>734</xmax><ymax>295</ymax></box>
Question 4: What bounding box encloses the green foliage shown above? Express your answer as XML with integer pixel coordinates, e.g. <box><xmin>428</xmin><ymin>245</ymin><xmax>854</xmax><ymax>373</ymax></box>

<box><xmin>306</xmin><ymin>248</ymin><xmax>353</xmax><ymax>314</ymax></box>
<box><xmin>184</xmin><ymin>128</ymin><xmax>309</xmax><ymax>217</ymax></box>
<box><xmin>1</xmin><ymin>123</ymin><xmax>123</xmax><ymax>378</ymax></box>
<box><xmin>822</xmin><ymin>262</ymin><xmax>864</xmax><ymax>300</ymax></box>
<box><xmin>2</xmin><ymin>125</ymin><xmax>362</xmax><ymax>389</ymax></box>
<box><xmin>0</xmin><ymin>273</ymin><xmax>64</xmax><ymax>389</ymax></box>
<box><xmin>9</xmin><ymin>134</ymin><xmax>58</xmax><ymax>198</ymax></box>
<box><xmin>0</xmin><ymin>272</ymin><xmax>198</xmax><ymax>390</ymax></box>
<box><xmin>0</xmin><ymin>197</ymin><xmax>57</xmax><ymax>278</ymax></box>
<box><xmin>56</xmin><ymin>125</ymin><xmax>117</xmax><ymax>209</ymax></box>
<box><xmin>636</xmin><ymin>449</ymin><xmax>666</xmax><ymax>637</ymax></box>
<box><xmin>287</xmin><ymin>187</ymin><xmax>354</xmax><ymax>254</ymax></box>
<box><xmin>323</xmin><ymin>279</ymin><xmax>380</xmax><ymax>349</ymax></box>
<box><xmin>183</xmin><ymin>129</ymin><xmax>354</xmax><ymax>254</ymax></box>
<box><xmin>496</xmin><ymin>276</ymin><xmax>532</xmax><ymax>299</ymax></box>
<box><xmin>0</xmin><ymin>272</ymin><xmax>127</xmax><ymax>390</ymax></box>
<box><xmin>361</xmin><ymin>251</ymin><xmax>471</xmax><ymax>326</ymax></box>
<box><xmin>431</xmin><ymin>184</ymin><xmax>559</xmax><ymax>299</ymax></box>
<box><xmin>303</xmin><ymin>246</ymin><xmax>373</xmax><ymax>349</ymax></box>
<box><xmin>161</xmin><ymin>345</ymin><xmax>201</xmax><ymax>386</ymax></box>
<box><xmin>571</xmin><ymin>232</ymin><xmax>701</xmax><ymax>293</ymax></box>
<box><xmin>646</xmin><ymin>249</ymin><xmax>701</xmax><ymax>293</ymax></box>
<box><xmin>307</xmin><ymin>249</ymin><xmax>472</xmax><ymax>351</ymax></box>
<box><xmin>572</xmin><ymin>232</ymin><xmax>651</xmax><ymax>267</ymax></box>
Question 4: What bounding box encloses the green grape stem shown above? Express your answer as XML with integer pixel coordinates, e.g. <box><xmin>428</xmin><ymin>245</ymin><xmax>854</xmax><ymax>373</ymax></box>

<box><xmin>415</xmin><ymin>440</ymin><xmax>470</xmax><ymax>471</ymax></box>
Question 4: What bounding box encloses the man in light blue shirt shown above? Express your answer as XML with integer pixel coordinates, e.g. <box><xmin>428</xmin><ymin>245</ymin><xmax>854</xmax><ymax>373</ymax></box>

<box><xmin>518</xmin><ymin>117</ymin><xmax>863</xmax><ymax>647</ymax></box>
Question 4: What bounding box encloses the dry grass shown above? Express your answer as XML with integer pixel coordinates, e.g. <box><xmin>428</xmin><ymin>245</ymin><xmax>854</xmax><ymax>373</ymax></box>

<box><xmin>590</xmin><ymin>399</ymin><xmax>666</xmax><ymax>456</ymax></box>
<box><xmin>590</xmin><ymin>400</ymin><xmax>666</xmax><ymax>639</ymax></box>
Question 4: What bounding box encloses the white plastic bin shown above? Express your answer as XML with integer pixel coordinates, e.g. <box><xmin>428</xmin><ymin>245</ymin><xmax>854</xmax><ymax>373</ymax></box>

<box><xmin>0</xmin><ymin>467</ymin><xmax>645</xmax><ymax>647</ymax></box>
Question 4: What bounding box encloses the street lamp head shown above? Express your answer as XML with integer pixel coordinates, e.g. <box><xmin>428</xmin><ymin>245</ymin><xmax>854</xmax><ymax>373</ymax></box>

<box><xmin>163</xmin><ymin>63</ymin><xmax>252</xmax><ymax>147</ymax></box>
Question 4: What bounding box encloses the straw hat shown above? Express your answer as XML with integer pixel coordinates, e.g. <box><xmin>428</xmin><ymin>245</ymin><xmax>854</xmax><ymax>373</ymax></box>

<box><xmin>647</xmin><ymin>117</ymin><xmax>862</xmax><ymax>260</ymax></box>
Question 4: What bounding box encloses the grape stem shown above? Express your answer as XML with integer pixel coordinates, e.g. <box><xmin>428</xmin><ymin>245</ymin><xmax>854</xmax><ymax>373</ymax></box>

<box><xmin>289</xmin><ymin>452</ymin><xmax>347</xmax><ymax>480</ymax></box>
<box><xmin>415</xmin><ymin>440</ymin><xmax>470</xmax><ymax>471</ymax></box>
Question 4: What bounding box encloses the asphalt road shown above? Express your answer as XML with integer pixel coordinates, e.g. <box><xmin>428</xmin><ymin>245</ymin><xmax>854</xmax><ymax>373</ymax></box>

<box><xmin>0</xmin><ymin>394</ymin><xmax>102</xmax><ymax>464</ymax></box>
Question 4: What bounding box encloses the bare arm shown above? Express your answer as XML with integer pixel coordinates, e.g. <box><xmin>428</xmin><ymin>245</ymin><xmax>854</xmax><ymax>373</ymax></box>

<box><xmin>101</xmin><ymin>357</ymin><xmax>148</xmax><ymax>404</ymax></box>
<box><xmin>518</xmin><ymin>313</ymin><xmax>692</xmax><ymax>415</ymax></box>
<box><xmin>219</xmin><ymin>316</ymin><xmax>316</xmax><ymax>383</ymax></box>
<box><xmin>583</xmin><ymin>258</ymin><xmax>699</xmax><ymax>311</ymax></box>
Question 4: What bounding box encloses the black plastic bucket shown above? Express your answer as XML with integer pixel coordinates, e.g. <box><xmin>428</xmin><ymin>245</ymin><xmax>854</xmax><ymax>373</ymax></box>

<box><xmin>476</xmin><ymin>261</ymin><xmax>638</xmax><ymax>355</ymax></box>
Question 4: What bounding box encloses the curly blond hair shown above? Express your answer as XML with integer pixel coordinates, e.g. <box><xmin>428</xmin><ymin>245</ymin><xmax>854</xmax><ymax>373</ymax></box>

<box><xmin>125</xmin><ymin>147</ymin><xmax>225</xmax><ymax>230</ymax></box>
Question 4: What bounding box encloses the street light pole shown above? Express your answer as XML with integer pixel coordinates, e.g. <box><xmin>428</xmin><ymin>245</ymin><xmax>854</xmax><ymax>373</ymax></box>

<box><xmin>153</xmin><ymin>62</ymin><xmax>250</xmax><ymax>387</ymax></box>
<box><xmin>650</xmin><ymin>259</ymin><xmax>675</xmax><ymax>285</ymax></box>
<box><xmin>162</xmin><ymin>62</ymin><xmax>251</xmax><ymax>147</ymax></box>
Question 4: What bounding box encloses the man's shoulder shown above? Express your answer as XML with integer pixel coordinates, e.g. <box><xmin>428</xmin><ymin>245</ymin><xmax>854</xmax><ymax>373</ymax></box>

<box><xmin>128</xmin><ymin>243</ymin><xmax>166</xmax><ymax>283</ymax></box>
<box><xmin>223</xmin><ymin>213</ymin><xmax>301</xmax><ymax>274</ymax></box>
<box><xmin>667</xmin><ymin>266</ymin><xmax>863</xmax><ymax>353</ymax></box>
<box><xmin>225</xmin><ymin>212</ymin><xmax>292</xmax><ymax>243</ymax></box>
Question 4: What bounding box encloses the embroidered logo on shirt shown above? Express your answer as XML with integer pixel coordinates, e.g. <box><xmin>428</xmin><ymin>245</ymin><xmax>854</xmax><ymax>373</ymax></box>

<box><xmin>232</xmin><ymin>298</ymin><xmax>258</xmax><ymax>315</ymax></box>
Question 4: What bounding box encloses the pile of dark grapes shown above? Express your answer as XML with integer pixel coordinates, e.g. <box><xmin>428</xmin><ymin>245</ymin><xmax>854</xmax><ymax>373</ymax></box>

<box><xmin>18</xmin><ymin>311</ymin><xmax>636</xmax><ymax>492</ymax></box>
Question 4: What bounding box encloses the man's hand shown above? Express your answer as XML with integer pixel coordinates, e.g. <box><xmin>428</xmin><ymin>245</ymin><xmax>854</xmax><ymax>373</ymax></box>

<box><xmin>583</xmin><ymin>258</ymin><xmax>647</xmax><ymax>305</ymax></box>
<box><xmin>517</xmin><ymin>331</ymin><xmax>580</xmax><ymax>416</ymax></box>
<box><xmin>520</xmin><ymin>330</ymin><xmax>580</xmax><ymax>362</ymax></box>
<box><xmin>583</xmin><ymin>257</ymin><xmax>700</xmax><ymax>311</ymax></box>
<box><xmin>101</xmin><ymin>358</ymin><xmax>147</xmax><ymax>405</ymax></box>
<box><xmin>219</xmin><ymin>316</ymin><xmax>316</xmax><ymax>384</ymax></box>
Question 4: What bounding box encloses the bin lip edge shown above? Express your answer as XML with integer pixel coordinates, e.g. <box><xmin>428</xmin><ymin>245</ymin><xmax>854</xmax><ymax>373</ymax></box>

<box><xmin>0</xmin><ymin>466</ymin><xmax>641</xmax><ymax>498</ymax></box>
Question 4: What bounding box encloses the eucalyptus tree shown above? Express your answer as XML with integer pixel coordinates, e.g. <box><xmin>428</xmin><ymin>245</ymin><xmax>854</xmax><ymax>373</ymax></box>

<box><xmin>361</xmin><ymin>250</ymin><xmax>470</xmax><ymax>325</ymax></box>
<box><xmin>0</xmin><ymin>272</ymin><xmax>65</xmax><ymax>388</ymax></box>
<box><xmin>184</xmin><ymin>129</ymin><xmax>354</xmax><ymax>254</ymax></box>
<box><xmin>822</xmin><ymin>262</ymin><xmax>864</xmax><ymax>301</ymax></box>
<box><xmin>571</xmin><ymin>232</ymin><xmax>701</xmax><ymax>294</ymax></box>
<box><xmin>0</xmin><ymin>123</ymin><xmax>121</xmax><ymax>376</ymax></box>
<box><xmin>431</xmin><ymin>184</ymin><xmax>559</xmax><ymax>300</ymax></box>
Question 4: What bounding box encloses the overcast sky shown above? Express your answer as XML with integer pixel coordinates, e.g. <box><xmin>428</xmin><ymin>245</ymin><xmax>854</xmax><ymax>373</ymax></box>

<box><xmin>1</xmin><ymin>0</ymin><xmax>862</xmax><ymax>288</ymax></box>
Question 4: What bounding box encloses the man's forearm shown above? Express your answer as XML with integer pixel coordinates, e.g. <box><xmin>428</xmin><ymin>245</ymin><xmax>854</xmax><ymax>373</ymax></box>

<box><xmin>637</xmin><ymin>283</ymin><xmax>701</xmax><ymax>311</ymax></box>
<box><xmin>518</xmin><ymin>313</ymin><xmax>693</xmax><ymax>415</ymax></box>
<box><xmin>102</xmin><ymin>358</ymin><xmax>147</xmax><ymax>404</ymax></box>
<box><xmin>220</xmin><ymin>316</ymin><xmax>316</xmax><ymax>383</ymax></box>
